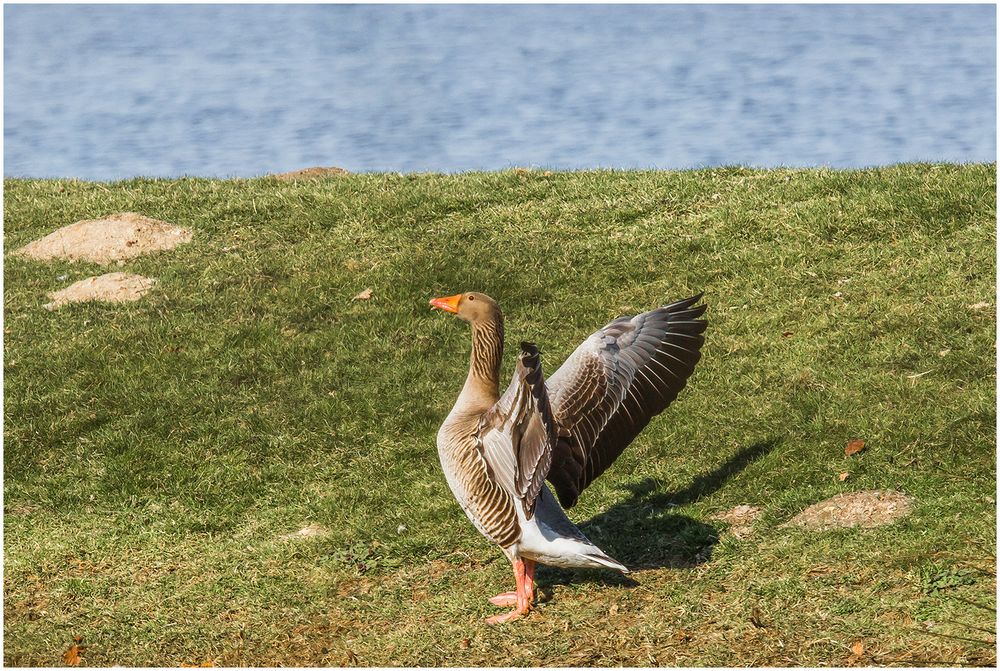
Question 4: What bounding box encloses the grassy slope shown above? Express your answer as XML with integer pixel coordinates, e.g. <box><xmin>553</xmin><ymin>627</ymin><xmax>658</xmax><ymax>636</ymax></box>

<box><xmin>3</xmin><ymin>165</ymin><xmax>996</xmax><ymax>666</ymax></box>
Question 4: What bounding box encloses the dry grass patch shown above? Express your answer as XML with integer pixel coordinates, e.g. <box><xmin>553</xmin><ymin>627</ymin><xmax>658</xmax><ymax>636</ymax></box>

<box><xmin>271</xmin><ymin>166</ymin><xmax>349</xmax><ymax>181</ymax></box>
<box><xmin>711</xmin><ymin>504</ymin><xmax>762</xmax><ymax>539</ymax></box>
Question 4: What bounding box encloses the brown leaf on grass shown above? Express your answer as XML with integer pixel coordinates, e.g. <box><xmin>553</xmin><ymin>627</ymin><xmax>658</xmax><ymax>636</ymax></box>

<box><xmin>750</xmin><ymin>606</ymin><xmax>767</xmax><ymax>628</ymax></box>
<box><xmin>352</xmin><ymin>288</ymin><xmax>373</xmax><ymax>301</ymax></box>
<box><xmin>850</xmin><ymin>639</ymin><xmax>864</xmax><ymax>656</ymax></box>
<box><xmin>672</xmin><ymin>629</ymin><xmax>691</xmax><ymax>642</ymax></box>
<box><xmin>845</xmin><ymin>439</ymin><xmax>866</xmax><ymax>456</ymax></box>
<box><xmin>781</xmin><ymin>330</ymin><xmax>793</xmax><ymax>338</ymax></box>
<box><xmin>838</xmin><ymin>472</ymin><xmax>850</xmax><ymax>482</ymax></box>
<box><xmin>63</xmin><ymin>644</ymin><xmax>84</xmax><ymax>666</ymax></box>
<box><xmin>459</xmin><ymin>637</ymin><xmax>470</xmax><ymax>649</ymax></box>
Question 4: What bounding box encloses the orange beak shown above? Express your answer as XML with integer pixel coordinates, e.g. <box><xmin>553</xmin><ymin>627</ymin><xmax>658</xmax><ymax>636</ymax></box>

<box><xmin>429</xmin><ymin>293</ymin><xmax>462</xmax><ymax>314</ymax></box>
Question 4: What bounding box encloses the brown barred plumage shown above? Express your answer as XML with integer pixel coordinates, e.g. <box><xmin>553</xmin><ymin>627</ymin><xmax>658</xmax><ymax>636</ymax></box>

<box><xmin>430</xmin><ymin>290</ymin><xmax>706</xmax><ymax>624</ymax></box>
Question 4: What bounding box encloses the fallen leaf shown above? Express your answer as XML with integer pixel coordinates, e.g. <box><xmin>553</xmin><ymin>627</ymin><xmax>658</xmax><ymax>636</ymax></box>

<box><xmin>672</xmin><ymin>629</ymin><xmax>691</xmax><ymax>642</ymax></box>
<box><xmin>352</xmin><ymin>288</ymin><xmax>373</xmax><ymax>301</ymax></box>
<box><xmin>850</xmin><ymin>639</ymin><xmax>864</xmax><ymax>656</ymax></box>
<box><xmin>968</xmin><ymin>301</ymin><xmax>990</xmax><ymax>310</ymax></box>
<box><xmin>781</xmin><ymin>330</ymin><xmax>793</xmax><ymax>338</ymax></box>
<box><xmin>63</xmin><ymin>644</ymin><xmax>84</xmax><ymax>666</ymax></box>
<box><xmin>838</xmin><ymin>472</ymin><xmax>850</xmax><ymax>482</ymax></box>
<box><xmin>845</xmin><ymin>439</ymin><xmax>866</xmax><ymax>457</ymax></box>
<box><xmin>459</xmin><ymin>637</ymin><xmax>470</xmax><ymax>649</ymax></box>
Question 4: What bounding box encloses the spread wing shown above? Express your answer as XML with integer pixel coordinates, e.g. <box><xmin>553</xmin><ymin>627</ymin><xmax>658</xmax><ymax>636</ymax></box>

<box><xmin>478</xmin><ymin>342</ymin><xmax>557</xmax><ymax>518</ymax></box>
<box><xmin>544</xmin><ymin>293</ymin><xmax>707</xmax><ymax>508</ymax></box>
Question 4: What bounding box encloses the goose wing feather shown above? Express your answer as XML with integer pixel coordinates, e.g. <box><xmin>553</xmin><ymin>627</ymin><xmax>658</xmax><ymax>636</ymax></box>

<box><xmin>478</xmin><ymin>342</ymin><xmax>557</xmax><ymax>518</ymax></box>
<box><xmin>545</xmin><ymin>293</ymin><xmax>707</xmax><ymax>508</ymax></box>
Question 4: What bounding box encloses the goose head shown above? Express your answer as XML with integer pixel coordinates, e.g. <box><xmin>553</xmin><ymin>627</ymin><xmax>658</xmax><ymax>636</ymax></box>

<box><xmin>429</xmin><ymin>291</ymin><xmax>501</xmax><ymax>325</ymax></box>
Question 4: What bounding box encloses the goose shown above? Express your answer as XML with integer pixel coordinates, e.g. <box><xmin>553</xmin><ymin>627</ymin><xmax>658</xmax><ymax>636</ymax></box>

<box><xmin>429</xmin><ymin>291</ymin><xmax>707</xmax><ymax>624</ymax></box>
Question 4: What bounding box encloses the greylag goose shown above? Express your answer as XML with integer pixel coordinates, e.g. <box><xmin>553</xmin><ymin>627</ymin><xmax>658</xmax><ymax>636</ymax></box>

<box><xmin>429</xmin><ymin>291</ymin><xmax>706</xmax><ymax>624</ymax></box>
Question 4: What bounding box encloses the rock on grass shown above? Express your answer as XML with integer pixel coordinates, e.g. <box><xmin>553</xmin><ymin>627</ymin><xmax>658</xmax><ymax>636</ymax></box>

<box><xmin>13</xmin><ymin>212</ymin><xmax>191</xmax><ymax>264</ymax></box>
<box><xmin>44</xmin><ymin>273</ymin><xmax>156</xmax><ymax>310</ymax></box>
<box><xmin>783</xmin><ymin>490</ymin><xmax>913</xmax><ymax>530</ymax></box>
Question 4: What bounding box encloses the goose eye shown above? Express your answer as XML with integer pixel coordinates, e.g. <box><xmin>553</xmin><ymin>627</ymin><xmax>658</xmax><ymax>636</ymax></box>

<box><xmin>467</xmin><ymin>295</ymin><xmax>475</xmax><ymax>301</ymax></box>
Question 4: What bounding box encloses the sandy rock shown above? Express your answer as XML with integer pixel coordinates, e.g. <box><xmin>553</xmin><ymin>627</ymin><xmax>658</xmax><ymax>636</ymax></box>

<box><xmin>783</xmin><ymin>490</ymin><xmax>913</xmax><ymax>530</ymax></box>
<box><xmin>271</xmin><ymin>166</ymin><xmax>349</xmax><ymax>181</ymax></box>
<box><xmin>14</xmin><ymin>213</ymin><xmax>192</xmax><ymax>265</ymax></box>
<box><xmin>44</xmin><ymin>272</ymin><xmax>156</xmax><ymax>310</ymax></box>
<box><xmin>711</xmin><ymin>504</ymin><xmax>762</xmax><ymax>539</ymax></box>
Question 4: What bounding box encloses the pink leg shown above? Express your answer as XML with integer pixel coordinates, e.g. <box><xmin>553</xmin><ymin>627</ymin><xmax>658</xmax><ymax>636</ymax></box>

<box><xmin>523</xmin><ymin>559</ymin><xmax>536</xmax><ymax>604</ymax></box>
<box><xmin>489</xmin><ymin>559</ymin><xmax>536</xmax><ymax>608</ymax></box>
<box><xmin>486</xmin><ymin>558</ymin><xmax>532</xmax><ymax>624</ymax></box>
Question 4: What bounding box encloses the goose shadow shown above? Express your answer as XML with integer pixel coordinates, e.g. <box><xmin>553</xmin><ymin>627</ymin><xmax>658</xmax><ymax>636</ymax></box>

<box><xmin>535</xmin><ymin>437</ymin><xmax>781</xmax><ymax>591</ymax></box>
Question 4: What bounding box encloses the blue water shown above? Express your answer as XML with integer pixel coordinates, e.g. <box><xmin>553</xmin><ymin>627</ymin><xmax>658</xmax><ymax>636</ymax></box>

<box><xmin>4</xmin><ymin>4</ymin><xmax>996</xmax><ymax>180</ymax></box>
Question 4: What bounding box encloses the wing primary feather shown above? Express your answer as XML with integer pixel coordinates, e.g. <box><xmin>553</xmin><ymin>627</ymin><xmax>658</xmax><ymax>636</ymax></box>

<box><xmin>544</xmin><ymin>293</ymin><xmax>708</xmax><ymax>507</ymax></box>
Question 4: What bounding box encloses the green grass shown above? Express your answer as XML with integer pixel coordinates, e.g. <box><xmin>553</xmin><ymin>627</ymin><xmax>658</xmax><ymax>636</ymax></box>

<box><xmin>4</xmin><ymin>164</ymin><xmax>996</xmax><ymax>667</ymax></box>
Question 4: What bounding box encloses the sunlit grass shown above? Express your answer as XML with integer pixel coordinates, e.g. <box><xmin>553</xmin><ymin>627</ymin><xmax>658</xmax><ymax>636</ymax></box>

<box><xmin>4</xmin><ymin>164</ymin><xmax>996</xmax><ymax>666</ymax></box>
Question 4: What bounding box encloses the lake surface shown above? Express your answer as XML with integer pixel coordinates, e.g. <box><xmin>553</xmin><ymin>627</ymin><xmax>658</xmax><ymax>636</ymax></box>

<box><xmin>4</xmin><ymin>4</ymin><xmax>996</xmax><ymax>180</ymax></box>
